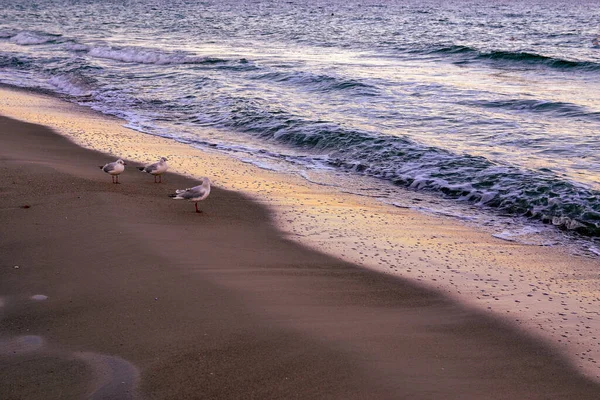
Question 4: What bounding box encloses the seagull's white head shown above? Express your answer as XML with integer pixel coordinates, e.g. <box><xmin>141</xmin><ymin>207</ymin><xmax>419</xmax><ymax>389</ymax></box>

<box><xmin>116</xmin><ymin>159</ymin><xmax>126</xmax><ymax>165</ymax></box>
<box><xmin>160</xmin><ymin>157</ymin><xmax>168</xmax><ymax>162</ymax></box>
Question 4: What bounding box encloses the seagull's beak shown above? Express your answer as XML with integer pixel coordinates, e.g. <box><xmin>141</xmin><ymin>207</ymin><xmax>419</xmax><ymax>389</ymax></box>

<box><xmin>123</xmin><ymin>162</ymin><xmax>127</xmax><ymax>165</ymax></box>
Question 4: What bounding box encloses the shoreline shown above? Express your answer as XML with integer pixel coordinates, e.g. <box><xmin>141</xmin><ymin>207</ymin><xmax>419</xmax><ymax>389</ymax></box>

<box><xmin>1</xmin><ymin>86</ymin><xmax>600</xmax><ymax>381</ymax></box>
<box><xmin>2</xmin><ymin>115</ymin><xmax>600</xmax><ymax>398</ymax></box>
<box><xmin>0</xmin><ymin>86</ymin><xmax>599</xmax><ymax>392</ymax></box>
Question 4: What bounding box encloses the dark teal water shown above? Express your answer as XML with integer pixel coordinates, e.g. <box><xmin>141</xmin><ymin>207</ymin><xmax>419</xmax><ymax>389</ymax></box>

<box><xmin>2</xmin><ymin>0</ymin><xmax>600</xmax><ymax>237</ymax></box>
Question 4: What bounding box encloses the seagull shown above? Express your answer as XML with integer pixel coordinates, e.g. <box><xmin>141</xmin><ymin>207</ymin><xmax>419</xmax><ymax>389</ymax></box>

<box><xmin>99</xmin><ymin>159</ymin><xmax>126</xmax><ymax>184</ymax></box>
<box><xmin>168</xmin><ymin>177</ymin><xmax>211</xmax><ymax>213</ymax></box>
<box><xmin>138</xmin><ymin>157</ymin><xmax>168</xmax><ymax>183</ymax></box>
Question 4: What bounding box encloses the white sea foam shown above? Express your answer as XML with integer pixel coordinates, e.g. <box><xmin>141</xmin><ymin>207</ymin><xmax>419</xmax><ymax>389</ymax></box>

<box><xmin>490</xmin><ymin>226</ymin><xmax>560</xmax><ymax>246</ymax></box>
<box><xmin>48</xmin><ymin>75</ymin><xmax>91</xmax><ymax>97</ymax></box>
<box><xmin>551</xmin><ymin>216</ymin><xmax>586</xmax><ymax>230</ymax></box>
<box><xmin>87</xmin><ymin>46</ymin><xmax>209</xmax><ymax>65</ymax></box>
<box><xmin>9</xmin><ymin>32</ymin><xmax>55</xmax><ymax>45</ymax></box>
<box><xmin>589</xmin><ymin>246</ymin><xmax>600</xmax><ymax>256</ymax></box>
<box><xmin>0</xmin><ymin>335</ymin><xmax>45</xmax><ymax>354</ymax></box>
<box><xmin>410</xmin><ymin>205</ymin><xmax>477</xmax><ymax>221</ymax></box>
<box><xmin>240</xmin><ymin>158</ymin><xmax>279</xmax><ymax>171</ymax></box>
<box><xmin>492</xmin><ymin>231</ymin><xmax>518</xmax><ymax>242</ymax></box>
<box><xmin>478</xmin><ymin>191</ymin><xmax>498</xmax><ymax>204</ymax></box>
<box><xmin>409</xmin><ymin>178</ymin><xmax>428</xmax><ymax>190</ymax></box>
<box><xmin>75</xmin><ymin>352</ymin><xmax>139</xmax><ymax>400</ymax></box>
<box><xmin>63</xmin><ymin>42</ymin><xmax>89</xmax><ymax>52</ymax></box>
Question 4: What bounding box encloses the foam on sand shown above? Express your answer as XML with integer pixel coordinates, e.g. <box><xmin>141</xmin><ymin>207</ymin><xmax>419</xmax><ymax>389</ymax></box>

<box><xmin>74</xmin><ymin>352</ymin><xmax>139</xmax><ymax>400</ymax></box>
<box><xmin>0</xmin><ymin>334</ymin><xmax>139</xmax><ymax>399</ymax></box>
<box><xmin>0</xmin><ymin>335</ymin><xmax>45</xmax><ymax>354</ymax></box>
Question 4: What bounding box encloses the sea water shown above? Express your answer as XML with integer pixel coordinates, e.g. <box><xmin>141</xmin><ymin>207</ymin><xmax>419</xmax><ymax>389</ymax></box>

<box><xmin>1</xmin><ymin>0</ymin><xmax>600</xmax><ymax>246</ymax></box>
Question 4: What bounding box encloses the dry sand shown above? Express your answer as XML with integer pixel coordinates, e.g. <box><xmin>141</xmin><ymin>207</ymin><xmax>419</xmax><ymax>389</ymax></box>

<box><xmin>1</xmin><ymin>113</ymin><xmax>600</xmax><ymax>398</ymax></box>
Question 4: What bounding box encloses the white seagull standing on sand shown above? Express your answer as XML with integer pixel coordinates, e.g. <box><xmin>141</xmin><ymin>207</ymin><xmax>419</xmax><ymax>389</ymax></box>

<box><xmin>138</xmin><ymin>157</ymin><xmax>168</xmax><ymax>183</ymax></box>
<box><xmin>169</xmin><ymin>177</ymin><xmax>211</xmax><ymax>213</ymax></box>
<box><xmin>99</xmin><ymin>159</ymin><xmax>126</xmax><ymax>184</ymax></box>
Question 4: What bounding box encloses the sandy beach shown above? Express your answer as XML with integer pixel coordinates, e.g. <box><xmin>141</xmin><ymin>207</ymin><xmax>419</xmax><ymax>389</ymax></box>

<box><xmin>2</xmin><ymin>98</ymin><xmax>600</xmax><ymax>398</ymax></box>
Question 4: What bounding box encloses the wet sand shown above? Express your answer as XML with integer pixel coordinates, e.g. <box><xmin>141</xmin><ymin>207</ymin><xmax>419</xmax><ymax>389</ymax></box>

<box><xmin>2</xmin><ymin>87</ymin><xmax>600</xmax><ymax>381</ymax></box>
<box><xmin>1</xmin><ymin>115</ymin><xmax>600</xmax><ymax>399</ymax></box>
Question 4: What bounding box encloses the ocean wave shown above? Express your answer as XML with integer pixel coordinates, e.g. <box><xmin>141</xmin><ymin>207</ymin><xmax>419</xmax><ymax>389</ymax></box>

<box><xmin>86</xmin><ymin>46</ymin><xmax>227</xmax><ymax>65</ymax></box>
<box><xmin>0</xmin><ymin>30</ymin><xmax>15</xmax><ymax>38</ymax></box>
<box><xmin>429</xmin><ymin>45</ymin><xmax>600</xmax><ymax>71</ymax></box>
<box><xmin>8</xmin><ymin>31</ymin><xmax>61</xmax><ymax>46</ymax></box>
<box><xmin>224</xmin><ymin>105</ymin><xmax>600</xmax><ymax>236</ymax></box>
<box><xmin>47</xmin><ymin>74</ymin><xmax>93</xmax><ymax>97</ymax></box>
<box><xmin>463</xmin><ymin>98</ymin><xmax>600</xmax><ymax>121</ymax></box>
<box><xmin>478</xmin><ymin>50</ymin><xmax>599</xmax><ymax>70</ymax></box>
<box><xmin>328</xmin><ymin>139</ymin><xmax>600</xmax><ymax>236</ymax></box>
<box><xmin>249</xmin><ymin>70</ymin><xmax>378</xmax><ymax>94</ymax></box>
<box><xmin>0</xmin><ymin>54</ymin><xmax>31</xmax><ymax>68</ymax></box>
<box><xmin>63</xmin><ymin>42</ymin><xmax>90</xmax><ymax>52</ymax></box>
<box><xmin>429</xmin><ymin>45</ymin><xmax>476</xmax><ymax>55</ymax></box>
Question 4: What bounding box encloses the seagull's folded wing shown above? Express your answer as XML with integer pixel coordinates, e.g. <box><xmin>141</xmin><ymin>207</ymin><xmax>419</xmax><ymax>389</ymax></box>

<box><xmin>103</xmin><ymin>163</ymin><xmax>116</xmax><ymax>173</ymax></box>
<box><xmin>145</xmin><ymin>163</ymin><xmax>159</xmax><ymax>173</ymax></box>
